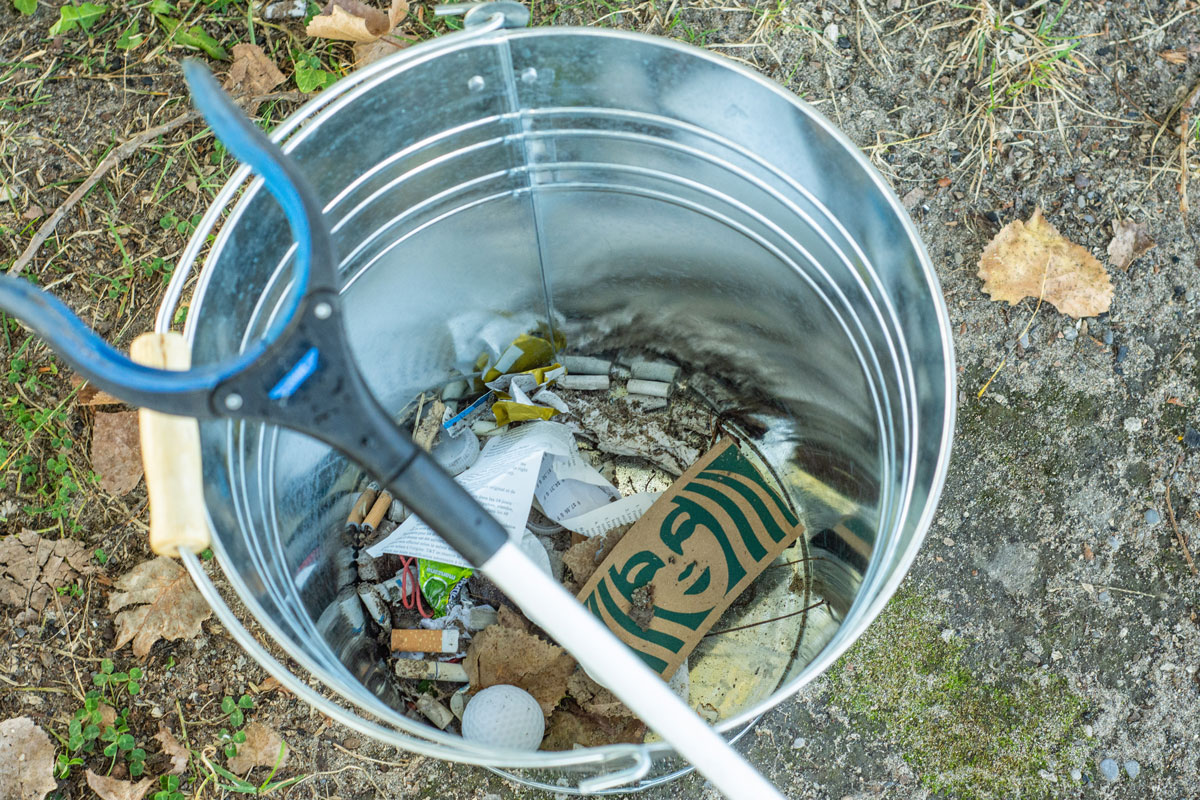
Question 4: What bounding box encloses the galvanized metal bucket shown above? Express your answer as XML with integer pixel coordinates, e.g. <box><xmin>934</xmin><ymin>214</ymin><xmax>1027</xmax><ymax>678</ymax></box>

<box><xmin>160</xmin><ymin>10</ymin><xmax>955</xmax><ymax>794</ymax></box>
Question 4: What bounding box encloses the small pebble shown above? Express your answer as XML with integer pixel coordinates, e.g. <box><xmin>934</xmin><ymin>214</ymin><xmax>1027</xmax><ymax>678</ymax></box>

<box><xmin>1099</xmin><ymin>758</ymin><xmax>1120</xmax><ymax>782</ymax></box>
<box><xmin>1038</xmin><ymin>769</ymin><xmax>1057</xmax><ymax>782</ymax></box>
<box><xmin>1108</xmin><ymin>535</ymin><xmax>1120</xmax><ymax>551</ymax></box>
<box><xmin>1144</xmin><ymin>509</ymin><xmax>1160</xmax><ymax>524</ymax></box>
<box><xmin>1018</xmin><ymin>333</ymin><xmax>1030</xmax><ymax>349</ymax></box>
<box><xmin>792</xmin><ymin>737</ymin><xmax>807</xmax><ymax>749</ymax></box>
<box><xmin>1077</xmin><ymin>195</ymin><xmax>1086</xmax><ymax>209</ymax></box>
<box><xmin>1070</xmin><ymin>768</ymin><xmax>1083</xmax><ymax>782</ymax></box>
<box><xmin>837</xmin><ymin>36</ymin><xmax>852</xmax><ymax>49</ymax></box>
<box><xmin>1083</xmin><ymin>213</ymin><xmax>1095</xmax><ymax>223</ymax></box>
<box><xmin>1183</xmin><ymin>427</ymin><xmax>1200</xmax><ymax>449</ymax></box>
<box><xmin>1187</xmin><ymin>288</ymin><xmax>1196</xmax><ymax>302</ymax></box>
<box><xmin>1174</xmin><ymin>285</ymin><xmax>1186</xmax><ymax>300</ymax></box>
<box><xmin>1124</xmin><ymin>760</ymin><xmax>1140</xmax><ymax>779</ymax></box>
<box><xmin>1103</xmin><ymin>330</ymin><xmax>1114</xmax><ymax>345</ymax></box>
<box><xmin>1098</xmin><ymin>591</ymin><xmax>1111</xmax><ymax>603</ymax></box>
<box><xmin>1123</xmin><ymin>417</ymin><xmax>1142</xmax><ymax>433</ymax></box>
<box><xmin>1063</xmin><ymin>326</ymin><xmax>1079</xmax><ymax>341</ymax></box>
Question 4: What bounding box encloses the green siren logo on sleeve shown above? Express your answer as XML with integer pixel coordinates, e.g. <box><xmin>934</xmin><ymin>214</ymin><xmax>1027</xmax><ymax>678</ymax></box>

<box><xmin>578</xmin><ymin>437</ymin><xmax>805</xmax><ymax>678</ymax></box>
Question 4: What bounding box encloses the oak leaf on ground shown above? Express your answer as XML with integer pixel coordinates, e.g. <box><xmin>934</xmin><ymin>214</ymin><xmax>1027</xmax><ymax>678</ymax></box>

<box><xmin>351</xmin><ymin>33</ymin><xmax>414</xmax><ymax>67</ymax></box>
<box><xmin>85</xmin><ymin>770</ymin><xmax>155</xmax><ymax>800</ymax></box>
<box><xmin>224</xmin><ymin>43</ymin><xmax>286</xmax><ymax>96</ymax></box>
<box><xmin>1107</xmin><ymin>219</ymin><xmax>1155</xmax><ymax>271</ymax></box>
<box><xmin>306</xmin><ymin>0</ymin><xmax>406</xmax><ymax>42</ymax></box>
<box><xmin>71</xmin><ymin>375</ymin><xmax>122</xmax><ymax>405</ymax></box>
<box><xmin>91</xmin><ymin>410</ymin><xmax>143</xmax><ymax>495</ymax></box>
<box><xmin>108</xmin><ymin>557</ymin><xmax>211</xmax><ymax>657</ymax></box>
<box><xmin>0</xmin><ymin>717</ymin><xmax>57</xmax><ymax>800</ymax></box>
<box><xmin>0</xmin><ymin>530</ymin><xmax>94</xmax><ymax>611</ymax></box>
<box><xmin>226</xmin><ymin>721</ymin><xmax>288</xmax><ymax>773</ymax></box>
<box><xmin>154</xmin><ymin>723</ymin><xmax>190</xmax><ymax>775</ymax></box>
<box><xmin>977</xmin><ymin>207</ymin><xmax>1113</xmax><ymax>318</ymax></box>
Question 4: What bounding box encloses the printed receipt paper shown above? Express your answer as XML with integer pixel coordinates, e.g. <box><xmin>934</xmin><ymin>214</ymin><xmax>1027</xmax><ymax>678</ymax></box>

<box><xmin>367</xmin><ymin>421</ymin><xmax>660</xmax><ymax>568</ymax></box>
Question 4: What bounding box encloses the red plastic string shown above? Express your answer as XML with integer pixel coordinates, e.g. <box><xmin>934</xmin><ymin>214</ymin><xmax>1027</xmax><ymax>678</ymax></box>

<box><xmin>398</xmin><ymin>556</ymin><xmax>432</xmax><ymax>619</ymax></box>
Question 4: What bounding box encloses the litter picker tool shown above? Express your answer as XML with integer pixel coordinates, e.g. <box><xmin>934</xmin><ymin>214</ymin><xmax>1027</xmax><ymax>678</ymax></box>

<box><xmin>0</xmin><ymin>61</ymin><xmax>784</xmax><ymax>800</ymax></box>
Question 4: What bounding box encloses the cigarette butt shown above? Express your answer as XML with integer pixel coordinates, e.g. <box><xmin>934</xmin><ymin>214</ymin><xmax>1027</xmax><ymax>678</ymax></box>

<box><xmin>357</xmin><ymin>585</ymin><xmax>390</xmax><ymax>627</ymax></box>
<box><xmin>394</xmin><ymin>660</ymin><xmax>469</xmax><ymax>683</ymax></box>
<box><xmin>450</xmin><ymin>687</ymin><xmax>468</xmax><ymax>720</ymax></box>
<box><xmin>627</xmin><ymin>379</ymin><xmax>671</xmax><ymax>398</ymax></box>
<box><xmin>559</xmin><ymin>375</ymin><xmax>610</xmax><ymax>391</ymax></box>
<box><xmin>561</xmin><ymin>355</ymin><xmax>612</xmax><ymax>375</ymax></box>
<box><xmin>348</xmin><ymin>489</ymin><xmax>378</xmax><ymax>526</ymax></box>
<box><xmin>630</xmin><ymin>359</ymin><xmax>679</xmax><ymax>382</ymax></box>
<box><xmin>364</xmin><ymin>491</ymin><xmax>393</xmax><ymax>530</ymax></box>
<box><xmin>391</xmin><ymin>628</ymin><xmax>460</xmax><ymax>653</ymax></box>
<box><xmin>356</xmin><ymin>552</ymin><xmax>380</xmax><ymax>583</ymax></box>
<box><xmin>416</xmin><ymin>695</ymin><xmax>456</xmax><ymax>729</ymax></box>
<box><xmin>626</xmin><ymin>395</ymin><xmax>668</xmax><ymax>412</ymax></box>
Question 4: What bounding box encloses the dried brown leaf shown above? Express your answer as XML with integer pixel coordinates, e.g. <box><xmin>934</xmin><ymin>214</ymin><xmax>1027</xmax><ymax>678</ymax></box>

<box><xmin>351</xmin><ymin>32</ymin><xmax>414</xmax><ymax>67</ymax></box>
<box><xmin>226</xmin><ymin>721</ymin><xmax>288</xmax><ymax>773</ymax></box>
<box><xmin>1107</xmin><ymin>219</ymin><xmax>1155</xmax><ymax>271</ymax></box>
<box><xmin>154</xmin><ymin>724</ymin><xmax>189</xmax><ymax>775</ymax></box>
<box><xmin>0</xmin><ymin>530</ymin><xmax>95</xmax><ymax>611</ymax></box>
<box><xmin>1160</xmin><ymin>49</ymin><xmax>1188</xmax><ymax>65</ymax></box>
<box><xmin>97</xmin><ymin>703</ymin><xmax>118</xmax><ymax>732</ymax></box>
<box><xmin>306</xmin><ymin>0</ymin><xmax>407</xmax><ymax>42</ymax></box>
<box><xmin>566</xmin><ymin>668</ymin><xmax>633</xmax><ymax>718</ymax></box>
<box><xmin>70</xmin><ymin>375</ymin><xmax>123</xmax><ymax>406</ymax></box>
<box><xmin>0</xmin><ymin>717</ymin><xmax>57</xmax><ymax>800</ymax></box>
<box><xmin>91</xmin><ymin>410</ymin><xmax>142</xmax><ymax>495</ymax></box>
<box><xmin>224</xmin><ymin>43</ymin><xmax>286</xmax><ymax>97</ymax></box>
<box><xmin>977</xmin><ymin>207</ymin><xmax>1113</xmax><ymax>318</ymax></box>
<box><xmin>463</xmin><ymin>626</ymin><xmax>575</xmax><ymax>716</ymax></box>
<box><xmin>562</xmin><ymin>524</ymin><xmax>630</xmax><ymax>588</ymax></box>
<box><xmin>541</xmin><ymin>704</ymin><xmax>646</xmax><ymax>750</ymax></box>
<box><xmin>109</xmin><ymin>557</ymin><xmax>211</xmax><ymax>657</ymax></box>
<box><xmin>85</xmin><ymin>770</ymin><xmax>155</xmax><ymax>800</ymax></box>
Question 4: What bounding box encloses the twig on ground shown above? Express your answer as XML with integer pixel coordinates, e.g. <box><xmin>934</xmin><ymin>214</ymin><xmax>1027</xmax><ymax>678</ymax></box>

<box><xmin>1165</xmin><ymin>454</ymin><xmax>1197</xmax><ymax>576</ymax></box>
<box><xmin>10</xmin><ymin>90</ymin><xmax>307</xmax><ymax>276</ymax></box>
<box><xmin>1177</xmin><ymin>81</ymin><xmax>1200</xmax><ymax>216</ymax></box>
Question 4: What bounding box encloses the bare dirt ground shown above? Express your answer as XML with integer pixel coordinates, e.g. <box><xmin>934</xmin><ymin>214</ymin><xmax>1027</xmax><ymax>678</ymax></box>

<box><xmin>1</xmin><ymin>0</ymin><xmax>1199</xmax><ymax>798</ymax></box>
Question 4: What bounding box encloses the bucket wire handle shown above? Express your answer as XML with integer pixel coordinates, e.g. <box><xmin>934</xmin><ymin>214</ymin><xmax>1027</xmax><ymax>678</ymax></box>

<box><xmin>0</xmin><ymin>62</ymin><xmax>785</xmax><ymax>800</ymax></box>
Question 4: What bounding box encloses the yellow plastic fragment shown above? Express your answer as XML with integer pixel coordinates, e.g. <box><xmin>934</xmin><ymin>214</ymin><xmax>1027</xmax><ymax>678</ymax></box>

<box><xmin>482</xmin><ymin>333</ymin><xmax>557</xmax><ymax>383</ymax></box>
<box><xmin>492</xmin><ymin>402</ymin><xmax>559</xmax><ymax>426</ymax></box>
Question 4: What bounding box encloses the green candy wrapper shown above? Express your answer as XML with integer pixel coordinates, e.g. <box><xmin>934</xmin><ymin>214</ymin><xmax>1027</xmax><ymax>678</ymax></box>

<box><xmin>418</xmin><ymin>559</ymin><xmax>473</xmax><ymax>617</ymax></box>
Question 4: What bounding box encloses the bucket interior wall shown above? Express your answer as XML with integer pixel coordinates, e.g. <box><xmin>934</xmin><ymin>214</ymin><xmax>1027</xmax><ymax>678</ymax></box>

<box><xmin>185</xmin><ymin>28</ymin><xmax>950</xmax><ymax>777</ymax></box>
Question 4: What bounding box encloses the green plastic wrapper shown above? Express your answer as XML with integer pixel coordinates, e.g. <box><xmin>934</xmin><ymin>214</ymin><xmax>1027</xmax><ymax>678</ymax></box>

<box><xmin>418</xmin><ymin>559</ymin><xmax>473</xmax><ymax>617</ymax></box>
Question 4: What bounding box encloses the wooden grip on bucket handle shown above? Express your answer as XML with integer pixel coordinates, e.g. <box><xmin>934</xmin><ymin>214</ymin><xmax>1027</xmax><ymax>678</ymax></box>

<box><xmin>131</xmin><ymin>332</ymin><xmax>211</xmax><ymax>556</ymax></box>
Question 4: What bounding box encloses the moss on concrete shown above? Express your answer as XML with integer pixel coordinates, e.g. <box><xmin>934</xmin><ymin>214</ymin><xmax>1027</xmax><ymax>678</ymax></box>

<box><xmin>826</xmin><ymin>591</ymin><xmax>1086</xmax><ymax>799</ymax></box>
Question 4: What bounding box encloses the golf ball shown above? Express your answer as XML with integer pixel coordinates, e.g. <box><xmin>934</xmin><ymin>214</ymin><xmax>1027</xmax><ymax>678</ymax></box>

<box><xmin>462</xmin><ymin>684</ymin><xmax>544</xmax><ymax>750</ymax></box>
